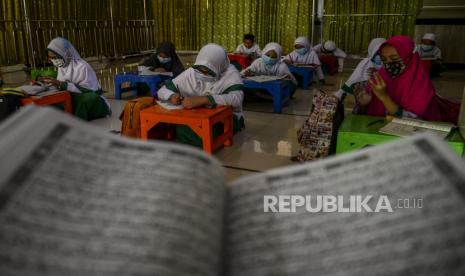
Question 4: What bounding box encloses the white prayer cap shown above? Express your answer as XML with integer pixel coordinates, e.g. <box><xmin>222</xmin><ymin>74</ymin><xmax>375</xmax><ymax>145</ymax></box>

<box><xmin>422</xmin><ymin>33</ymin><xmax>436</xmax><ymax>42</ymax></box>
<box><xmin>323</xmin><ymin>40</ymin><xmax>336</xmax><ymax>51</ymax></box>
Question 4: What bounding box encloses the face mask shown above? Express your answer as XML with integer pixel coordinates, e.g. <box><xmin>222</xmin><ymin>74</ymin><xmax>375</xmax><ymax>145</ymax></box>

<box><xmin>51</xmin><ymin>58</ymin><xmax>65</xmax><ymax>67</ymax></box>
<box><xmin>158</xmin><ymin>56</ymin><xmax>171</xmax><ymax>64</ymax></box>
<box><xmin>194</xmin><ymin>70</ymin><xmax>217</xmax><ymax>83</ymax></box>
<box><xmin>421</xmin><ymin>44</ymin><xmax>433</xmax><ymax>52</ymax></box>
<box><xmin>383</xmin><ymin>59</ymin><xmax>405</xmax><ymax>78</ymax></box>
<box><xmin>372</xmin><ymin>55</ymin><xmax>382</xmax><ymax>69</ymax></box>
<box><xmin>262</xmin><ymin>55</ymin><xmax>278</xmax><ymax>65</ymax></box>
<box><xmin>295</xmin><ymin>48</ymin><xmax>308</xmax><ymax>55</ymax></box>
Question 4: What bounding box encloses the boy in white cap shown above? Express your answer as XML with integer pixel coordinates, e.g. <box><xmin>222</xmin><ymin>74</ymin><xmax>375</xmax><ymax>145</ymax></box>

<box><xmin>415</xmin><ymin>33</ymin><xmax>443</xmax><ymax>77</ymax></box>
<box><xmin>313</xmin><ymin>40</ymin><xmax>347</xmax><ymax>74</ymax></box>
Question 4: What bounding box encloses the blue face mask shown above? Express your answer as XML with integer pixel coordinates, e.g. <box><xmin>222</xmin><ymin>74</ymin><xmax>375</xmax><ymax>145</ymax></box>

<box><xmin>421</xmin><ymin>44</ymin><xmax>433</xmax><ymax>52</ymax></box>
<box><xmin>372</xmin><ymin>54</ymin><xmax>382</xmax><ymax>69</ymax></box>
<box><xmin>194</xmin><ymin>69</ymin><xmax>217</xmax><ymax>83</ymax></box>
<box><xmin>262</xmin><ymin>55</ymin><xmax>278</xmax><ymax>65</ymax></box>
<box><xmin>158</xmin><ymin>56</ymin><xmax>171</xmax><ymax>64</ymax></box>
<box><xmin>295</xmin><ymin>48</ymin><xmax>308</xmax><ymax>56</ymax></box>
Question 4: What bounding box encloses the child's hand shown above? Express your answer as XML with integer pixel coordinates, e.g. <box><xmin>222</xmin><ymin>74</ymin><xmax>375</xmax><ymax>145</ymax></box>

<box><xmin>283</xmin><ymin>59</ymin><xmax>292</xmax><ymax>65</ymax></box>
<box><xmin>154</xmin><ymin>68</ymin><xmax>167</xmax><ymax>73</ymax></box>
<box><xmin>181</xmin><ymin>96</ymin><xmax>209</xmax><ymax>109</ymax></box>
<box><xmin>244</xmin><ymin>70</ymin><xmax>255</xmax><ymax>77</ymax></box>
<box><xmin>368</xmin><ymin>72</ymin><xmax>387</xmax><ymax>101</ymax></box>
<box><xmin>169</xmin><ymin>94</ymin><xmax>183</xmax><ymax>105</ymax></box>
<box><xmin>354</xmin><ymin>89</ymin><xmax>373</xmax><ymax>107</ymax></box>
<box><xmin>39</xmin><ymin>77</ymin><xmax>61</xmax><ymax>87</ymax></box>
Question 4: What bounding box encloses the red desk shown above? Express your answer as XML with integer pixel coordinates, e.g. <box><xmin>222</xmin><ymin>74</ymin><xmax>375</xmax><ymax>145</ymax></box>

<box><xmin>21</xmin><ymin>91</ymin><xmax>73</xmax><ymax>114</ymax></box>
<box><xmin>228</xmin><ymin>54</ymin><xmax>252</xmax><ymax>69</ymax></box>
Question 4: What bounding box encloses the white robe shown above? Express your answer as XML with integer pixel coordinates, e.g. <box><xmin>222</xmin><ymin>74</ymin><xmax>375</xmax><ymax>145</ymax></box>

<box><xmin>158</xmin><ymin>44</ymin><xmax>244</xmax><ymax>118</ymax></box>
<box><xmin>414</xmin><ymin>45</ymin><xmax>442</xmax><ymax>60</ymax></box>
<box><xmin>235</xmin><ymin>43</ymin><xmax>262</xmax><ymax>56</ymax></box>
<box><xmin>241</xmin><ymin>42</ymin><xmax>297</xmax><ymax>85</ymax></box>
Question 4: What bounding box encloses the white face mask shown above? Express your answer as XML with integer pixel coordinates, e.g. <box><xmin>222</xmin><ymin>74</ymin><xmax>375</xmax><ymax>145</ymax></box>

<box><xmin>194</xmin><ymin>69</ymin><xmax>217</xmax><ymax>83</ymax></box>
<box><xmin>51</xmin><ymin>58</ymin><xmax>65</xmax><ymax>68</ymax></box>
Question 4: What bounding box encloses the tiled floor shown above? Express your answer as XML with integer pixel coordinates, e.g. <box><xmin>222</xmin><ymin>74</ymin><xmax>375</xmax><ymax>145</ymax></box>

<box><xmin>2</xmin><ymin>60</ymin><xmax>464</xmax><ymax>181</ymax></box>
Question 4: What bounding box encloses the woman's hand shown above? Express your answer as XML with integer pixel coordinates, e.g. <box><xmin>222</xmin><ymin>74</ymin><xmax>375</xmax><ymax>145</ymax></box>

<box><xmin>368</xmin><ymin>72</ymin><xmax>388</xmax><ymax>101</ymax></box>
<box><xmin>182</xmin><ymin>96</ymin><xmax>210</xmax><ymax>109</ymax></box>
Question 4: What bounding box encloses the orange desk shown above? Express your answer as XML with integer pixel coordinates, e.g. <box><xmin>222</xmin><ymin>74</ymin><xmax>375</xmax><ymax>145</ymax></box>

<box><xmin>140</xmin><ymin>105</ymin><xmax>233</xmax><ymax>154</ymax></box>
<box><xmin>20</xmin><ymin>91</ymin><xmax>73</xmax><ymax>114</ymax></box>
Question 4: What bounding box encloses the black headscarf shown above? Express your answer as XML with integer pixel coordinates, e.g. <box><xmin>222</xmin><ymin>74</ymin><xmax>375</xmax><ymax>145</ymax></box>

<box><xmin>140</xmin><ymin>42</ymin><xmax>184</xmax><ymax>77</ymax></box>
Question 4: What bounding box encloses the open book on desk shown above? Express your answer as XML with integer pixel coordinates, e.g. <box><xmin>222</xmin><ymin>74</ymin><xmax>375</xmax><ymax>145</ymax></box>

<box><xmin>1</xmin><ymin>106</ymin><xmax>465</xmax><ymax>276</ymax></box>
<box><xmin>244</xmin><ymin>75</ymin><xmax>288</xmax><ymax>83</ymax></box>
<box><xmin>379</xmin><ymin>117</ymin><xmax>455</xmax><ymax>139</ymax></box>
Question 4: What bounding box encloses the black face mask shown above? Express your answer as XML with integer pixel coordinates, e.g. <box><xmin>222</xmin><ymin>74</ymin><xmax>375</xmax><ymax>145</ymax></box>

<box><xmin>383</xmin><ymin>59</ymin><xmax>405</xmax><ymax>78</ymax></box>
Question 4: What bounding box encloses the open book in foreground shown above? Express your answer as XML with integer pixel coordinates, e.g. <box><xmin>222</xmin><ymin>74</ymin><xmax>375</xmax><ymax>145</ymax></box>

<box><xmin>1</xmin><ymin>106</ymin><xmax>465</xmax><ymax>276</ymax></box>
<box><xmin>379</xmin><ymin>117</ymin><xmax>455</xmax><ymax>139</ymax></box>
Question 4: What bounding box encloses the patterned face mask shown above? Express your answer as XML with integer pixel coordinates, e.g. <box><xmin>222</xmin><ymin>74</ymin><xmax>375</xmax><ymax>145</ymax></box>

<box><xmin>383</xmin><ymin>59</ymin><xmax>405</xmax><ymax>78</ymax></box>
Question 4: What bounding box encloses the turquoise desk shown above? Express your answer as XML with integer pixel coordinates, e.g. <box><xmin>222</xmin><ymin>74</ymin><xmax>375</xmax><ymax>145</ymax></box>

<box><xmin>337</xmin><ymin>114</ymin><xmax>465</xmax><ymax>156</ymax></box>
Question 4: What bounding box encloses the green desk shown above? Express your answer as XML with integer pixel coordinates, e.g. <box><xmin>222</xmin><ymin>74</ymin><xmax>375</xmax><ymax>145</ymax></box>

<box><xmin>337</xmin><ymin>114</ymin><xmax>465</xmax><ymax>156</ymax></box>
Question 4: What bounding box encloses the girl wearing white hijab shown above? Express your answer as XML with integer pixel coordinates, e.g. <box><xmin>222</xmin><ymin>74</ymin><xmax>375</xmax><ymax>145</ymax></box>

<box><xmin>333</xmin><ymin>38</ymin><xmax>386</xmax><ymax>101</ymax></box>
<box><xmin>241</xmin><ymin>42</ymin><xmax>297</xmax><ymax>97</ymax></box>
<box><xmin>284</xmin><ymin>36</ymin><xmax>325</xmax><ymax>85</ymax></box>
<box><xmin>313</xmin><ymin>40</ymin><xmax>347</xmax><ymax>73</ymax></box>
<box><xmin>157</xmin><ymin>43</ymin><xmax>244</xmax><ymax>146</ymax></box>
<box><xmin>43</xmin><ymin>37</ymin><xmax>110</xmax><ymax>121</ymax></box>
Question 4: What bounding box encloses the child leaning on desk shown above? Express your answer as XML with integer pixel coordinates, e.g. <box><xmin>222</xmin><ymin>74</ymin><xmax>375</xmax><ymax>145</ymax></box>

<box><xmin>157</xmin><ymin>43</ymin><xmax>245</xmax><ymax>147</ymax></box>
<box><xmin>283</xmin><ymin>36</ymin><xmax>325</xmax><ymax>85</ymax></box>
<box><xmin>241</xmin><ymin>42</ymin><xmax>298</xmax><ymax>98</ymax></box>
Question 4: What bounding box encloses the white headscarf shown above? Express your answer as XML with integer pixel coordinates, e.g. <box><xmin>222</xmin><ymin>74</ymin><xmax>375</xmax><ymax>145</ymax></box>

<box><xmin>47</xmin><ymin>37</ymin><xmax>81</xmax><ymax>62</ymax></box>
<box><xmin>285</xmin><ymin>37</ymin><xmax>320</xmax><ymax>65</ymax></box>
<box><xmin>194</xmin><ymin>43</ymin><xmax>230</xmax><ymax>77</ymax></box>
<box><xmin>294</xmin><ymin>36</ymin><xmax>310</xmax><ymax>49</ymax></box>
<box><xmin>422</xmin><ymin>33</ymin><xmax>436</xmax><ymax>42</ymax></box>
<box><xmin>46</xmin><ymin>37</ymin><xmax>101</xmax><ymax>93</ymax></box>
<box><xmin>343</xmin><ymin>37</ymin><xmax>386</xmax><ymax>88</ymax></box>
<box><xmin>313</xmin><ymin>41</ymin><xmax>347</xmax><ymax>58</ymax></box>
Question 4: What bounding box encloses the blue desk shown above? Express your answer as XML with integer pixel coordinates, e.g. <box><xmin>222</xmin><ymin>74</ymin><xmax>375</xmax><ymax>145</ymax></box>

<box><xmin>114</xmin><ymin>72</ymin><xmax>172</xmax><ymax>99</ymax></box>
<box><xmin>243</xmin><ymin>79</ymin><xmax>291</xmax><ymax>113</ymax></box>
<box><xmin>288</xmin><ymin>65</ymin><xmax>314</xmax><ymax>90</ymax></box>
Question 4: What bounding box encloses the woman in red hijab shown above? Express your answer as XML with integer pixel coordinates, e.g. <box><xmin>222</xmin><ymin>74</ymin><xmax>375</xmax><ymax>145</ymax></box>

<box><xmin>357</xmin><ymin>35</ymin><xmax>460</xmax><ymax>123</ymax></box>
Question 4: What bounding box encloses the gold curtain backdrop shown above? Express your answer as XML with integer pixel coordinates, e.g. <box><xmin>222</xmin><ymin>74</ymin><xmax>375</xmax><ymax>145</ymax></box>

<box><xmin>0</xmin><ymin>0</ymin><xmax>422</xmax><ymax>67</ymax></box>
<box><xmin>323</xmin><ymin>0</ymin><xmax>422</xmax><ymax>55</ymax></box>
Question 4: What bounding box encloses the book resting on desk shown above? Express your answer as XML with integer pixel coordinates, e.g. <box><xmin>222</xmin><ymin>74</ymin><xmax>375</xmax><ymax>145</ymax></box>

<box><xmin>0</xmin><ymin>106</ymin><xmax>465</xmax><ymax>275</ymax></box>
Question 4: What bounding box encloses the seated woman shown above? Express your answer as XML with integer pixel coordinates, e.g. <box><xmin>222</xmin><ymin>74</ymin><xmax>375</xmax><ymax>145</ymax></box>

<box><xmin>284</xmin><ymin>36</ymin><xmax>325</xmax><ymax>85</ymax></box>
<box><xmin>139</xmin><ymin>41</ymin><xmax>184</xmax><ymax>77</ymax></box>
<box><xmin>42</xmin><ymin>37</ymin><xmax>111</xmax><ymax>121</ymax></box>
<box><xmin>334</xmin><ymin>37</ymin><xmax>386</xmax><ymax>100</ymax></box>
<box><xmin>313</xmin><ymin>40</ymin><xmax>347</xmax><ymax>74</ymax></box>
<box><xmin>157</xmin><ymin>43</ymin><xmax>244</xmax><ymax>147</ymax></box>
<box><xmin>414</xmin><ymin>33</ymin><xmax>443</xmax><ymax>78</ymax></box>
<box><xmin>241</xmin><ymin>42</ymin><xmax>297</xmax><ymax>97</ymax></box>
<box><xmin>359</xmin><ymin>36</ymin><xmax>459</xmax><ymax>123</ymax></box>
